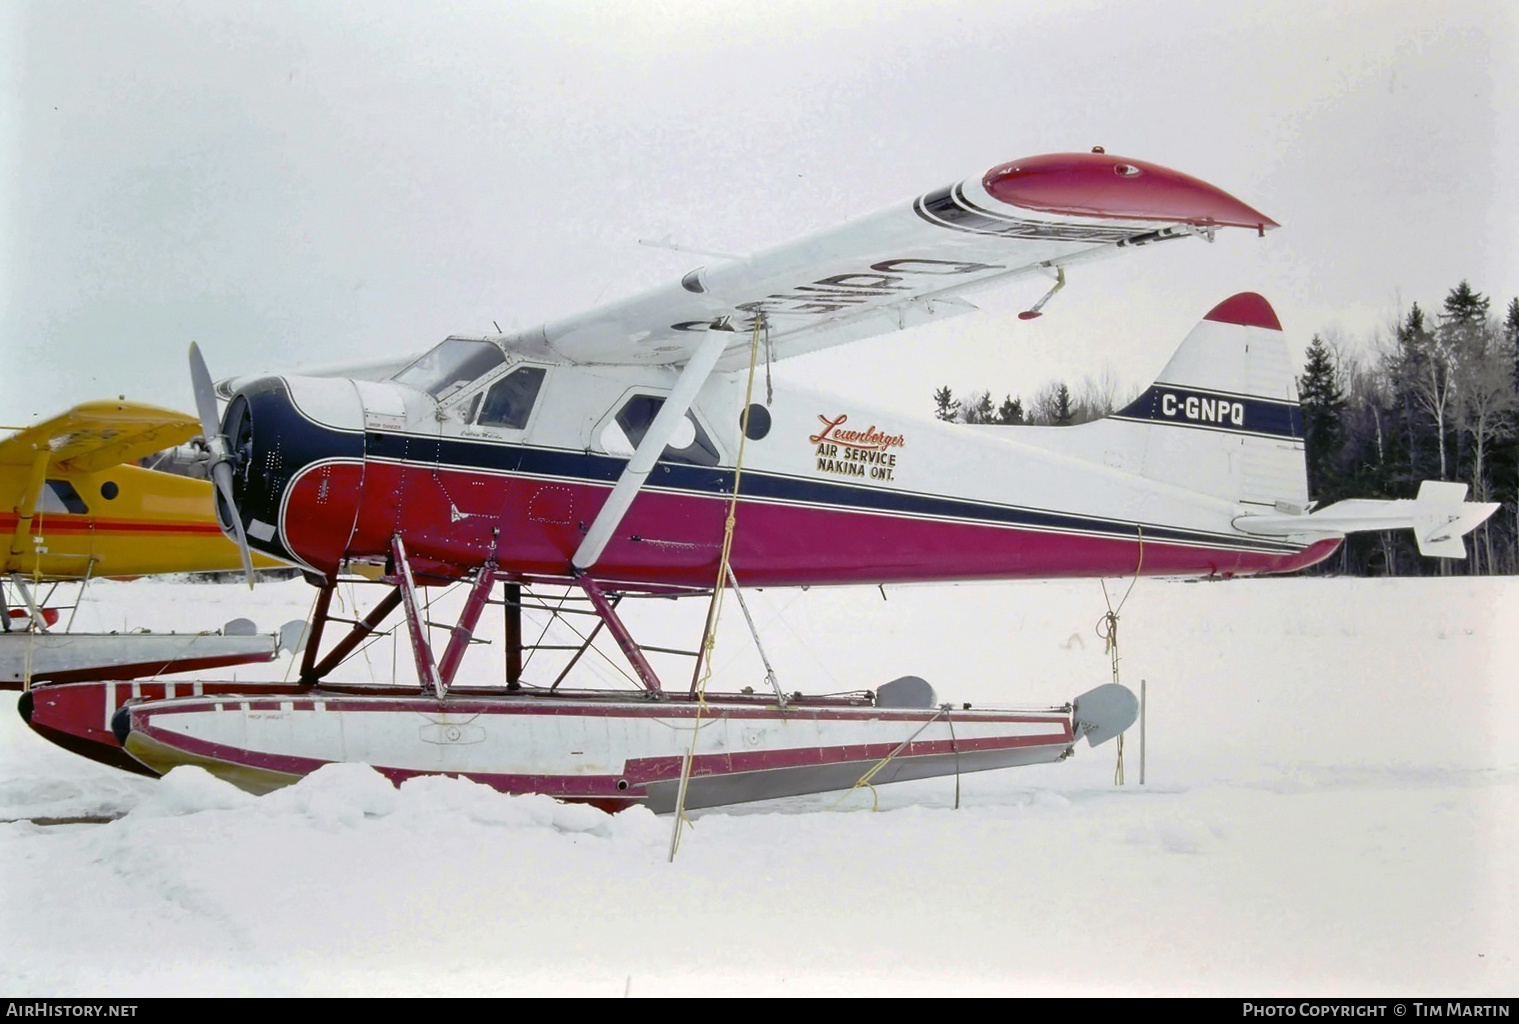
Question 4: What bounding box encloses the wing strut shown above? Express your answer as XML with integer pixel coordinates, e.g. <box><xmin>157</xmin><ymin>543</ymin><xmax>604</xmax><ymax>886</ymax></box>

<box><xmin>4</xmin><ymin>449</ymin><xmax>51</xmax><ymax>574</ymax></box>
<box><xmin>571</xmin><ymin>320</ymin><xmax>736</xmax><ymax>572</ymax></box>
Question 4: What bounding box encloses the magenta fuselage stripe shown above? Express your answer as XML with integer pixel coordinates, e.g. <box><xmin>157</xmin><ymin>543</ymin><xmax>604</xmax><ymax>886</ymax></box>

<box><xmin>278</xmin><ymin>451</ymin><xmax>1337</xmax><ymax>582</ymax></box>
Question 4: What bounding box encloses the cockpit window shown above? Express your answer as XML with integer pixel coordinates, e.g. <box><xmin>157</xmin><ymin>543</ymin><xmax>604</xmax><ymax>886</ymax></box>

<box><xmin>392</xmin><ymin>339</ymin><xmax>507</xmax><ymax>399</ymax></box>
<box><xmin>613</xmin><ymin>394</ymin><xmax>720</xmax><ymax>466</ymax></box>
<box><xmin>476</xmin><ymin>367</ymin><xmax>547</xmax><ymax>430</ymax></box>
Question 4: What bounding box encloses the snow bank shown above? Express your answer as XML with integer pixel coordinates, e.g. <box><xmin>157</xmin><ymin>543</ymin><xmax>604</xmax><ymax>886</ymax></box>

<box><xmin>1</xmin><ymin>575</ymin><xmax>1514</xmax><ymax>995</ymax></box>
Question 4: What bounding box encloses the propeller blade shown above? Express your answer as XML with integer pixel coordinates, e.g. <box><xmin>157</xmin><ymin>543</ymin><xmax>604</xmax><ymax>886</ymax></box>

<box><xmin>212</xmin><ymin>458</ymin><xmax>255</xmax><ymax>590</ymax></box>
<box><xmin>191</xmin><ymin>343</ymin><xmax>256</xmax><ymax>590</ymax></box>
<box><xmin>188</xmin><ymin>342</ymin><xmax>222</xmax><ymax>446</ymax></box>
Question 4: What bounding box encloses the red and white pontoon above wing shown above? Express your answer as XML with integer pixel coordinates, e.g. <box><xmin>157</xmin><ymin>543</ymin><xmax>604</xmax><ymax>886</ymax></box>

<box><xmin>508</xmin><ymin>151</ymin><xmax>1277</xmax><ymax>371</ymax></box>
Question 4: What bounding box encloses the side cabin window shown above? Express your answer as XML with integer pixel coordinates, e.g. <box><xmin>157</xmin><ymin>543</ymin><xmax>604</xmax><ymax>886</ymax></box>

<box><xmin>476</xmin><ymin>367</ymin><xmax>547</xmax><ymax>430</ymax></box>
<box><xmin>612</xmin><ymin>394</ymin><xmax>720</xmax><ymax>467</ymax></box>
<box><xmin>392</xmin><ymin>338</ymin><xmax>506</xmax><ymax>400</ymax></box>
<box><xmin>39</xmin><ymin>479</ymin><xmax>88</xmax><ymax>515</ymax></box>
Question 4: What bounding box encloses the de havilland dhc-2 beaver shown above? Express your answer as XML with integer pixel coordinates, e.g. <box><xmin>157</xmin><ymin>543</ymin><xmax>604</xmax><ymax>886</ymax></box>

<box><xmin>17</xmin><ymin>150</ymin><xmax>1498</xmax><ymax>813</ymax></box>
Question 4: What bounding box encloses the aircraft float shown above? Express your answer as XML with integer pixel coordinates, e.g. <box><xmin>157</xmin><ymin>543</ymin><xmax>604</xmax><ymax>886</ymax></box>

<box><xmin>18</xmin><ymin>150</ymin><xmax>1498</xmax><ymax>811</ymax></box>
<box><xmin>0</xmin><ymin>402</ymin><xmax>301</xmax><ymax>708</ymax></box>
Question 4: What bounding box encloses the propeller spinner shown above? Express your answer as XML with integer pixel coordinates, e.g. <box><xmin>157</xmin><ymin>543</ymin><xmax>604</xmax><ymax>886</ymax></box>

<box><xmin>189</xmin><ymin>342</ymin><xmax>256</xmax><ymax>589</ymax></box>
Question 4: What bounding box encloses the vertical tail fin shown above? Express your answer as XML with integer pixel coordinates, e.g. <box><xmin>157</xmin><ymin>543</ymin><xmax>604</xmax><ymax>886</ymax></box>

<box><xmin>1107</xmin><ymin>292</ymin><xmax>1306</xmax><ymax>508</ymax></box>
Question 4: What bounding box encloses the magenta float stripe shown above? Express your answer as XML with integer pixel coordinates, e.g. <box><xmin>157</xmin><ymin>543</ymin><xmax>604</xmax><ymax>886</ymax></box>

<box><xmin>129</xmin><ymin>706</ymin><xmax>1071</xmax><ymax>792</ymax></box>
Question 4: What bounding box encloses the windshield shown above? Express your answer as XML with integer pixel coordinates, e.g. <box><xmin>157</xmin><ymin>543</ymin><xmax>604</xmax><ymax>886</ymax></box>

<box><xmin>392</xmin><ymin>339</ymin><xmax>507</xmax><ymax>399</ymax></box>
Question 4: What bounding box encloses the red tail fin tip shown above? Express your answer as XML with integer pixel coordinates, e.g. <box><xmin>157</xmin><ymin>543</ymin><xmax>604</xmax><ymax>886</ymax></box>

<box><xmin>1203</xmin><ymin>292</ymin><xmax>1281</xmax><ymax>331</ymax></box>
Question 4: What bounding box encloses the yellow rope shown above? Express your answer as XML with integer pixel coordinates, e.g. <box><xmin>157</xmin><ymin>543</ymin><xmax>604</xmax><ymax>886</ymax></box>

<box><xmin>668</xmin><ymin>317</ymin><xmax>766</xmax><ymax>860</ymax></box>
<box><xmin>1097</xmin><ymin>526</ymin><xmax>1144</xmax><ymax>786</ymax></box>
<box><xmin>831</xmin><ymin>706</ymin><xmax>949</xmax><ymax>812</ymax></box>
<box><xmin>20</xmin><ymin>511</ymin><xmax>47</xmax><ymax>691</ymax></box>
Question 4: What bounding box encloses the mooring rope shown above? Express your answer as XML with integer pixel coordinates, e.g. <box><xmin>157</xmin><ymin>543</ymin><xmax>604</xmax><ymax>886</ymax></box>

<box><xmin>668</xmin><ymin>316</ymin><xmax>767</xmax><ymax>861</ymax></box>
<box><xmin>1096</xmin><ymin>526</ymin><xmax>1144</xmax><ymax>785</ymax></box>
<box><xmin>831</xmin><ymin>706</ymin><xmax>950</xmax><ymax>812</ymax></box>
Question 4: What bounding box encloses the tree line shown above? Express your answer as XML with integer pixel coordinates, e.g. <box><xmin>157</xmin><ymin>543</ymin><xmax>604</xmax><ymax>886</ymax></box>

<box><xmin>933</xmin><ymin>370</ymin><xmax>1125</xmax><ymax>427</ymax></box>
<box><xmin>933</xmin><ymin>281</ymin><xmax>1519</xmax><ymax>575</ymax></box>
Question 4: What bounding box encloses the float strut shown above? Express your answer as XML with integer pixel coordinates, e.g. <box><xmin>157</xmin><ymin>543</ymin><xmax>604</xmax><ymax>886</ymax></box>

<box><xmin>303</xmin><ymin>587</ymin><xmax>404</xmax><ymax>683</ymax></box>
<box><xmin>298</xmin><ymin>583</ymin><xmax>336</xmax><ymax>682</ymax></box>
<box><xmin>436</xmin><ymin>563</ymin><xmax>498</xmax><ymax>689</ymax></box>
<box><xmin>576</xmin><ymin>575</ymin><xmax>664</xmax><ymax>694</ymax></box>
<box><xmin>391</xmin><ymin>535</ymin><xmax>444</xmax><ymax>699</ymax></box>
<box><xmin>503</xmin><ymin>582</ymin><xmax>523</xmax><ymax>688</ymax></box>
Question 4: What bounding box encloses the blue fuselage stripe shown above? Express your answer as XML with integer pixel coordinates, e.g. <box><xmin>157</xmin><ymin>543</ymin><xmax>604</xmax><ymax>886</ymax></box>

<box><xmin>1114</xmin><ymin>385</ymin><xmax>1303</xmax><ymax>439</ymax></box>
<box><xmin>363</xmin><ymin>430</ymin><xmax>1299</xmax><ymax>554</ymax></box>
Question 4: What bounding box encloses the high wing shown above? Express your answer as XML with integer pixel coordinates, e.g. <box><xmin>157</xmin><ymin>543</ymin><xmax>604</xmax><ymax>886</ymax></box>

<box><xmin>505</xmin><ymin>151</ymin><xmax>1277</xmax><ymax>371</ymax></box>
<box><xmin>0</xmin><ymin>401</ymin><xmax>200</xmax><ymax>474</ymax></box>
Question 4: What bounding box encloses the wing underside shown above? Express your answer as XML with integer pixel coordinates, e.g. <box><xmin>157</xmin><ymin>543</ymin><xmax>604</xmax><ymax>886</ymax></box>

<box><xmin>0</xmin><ymin>401</ymin><xmax>200</xmax><ymax>474</ymax></box>
<box><xmin>504</xmin><ymin>151</ymin><xmax>1276</xmax><ymax>371</ymax></box>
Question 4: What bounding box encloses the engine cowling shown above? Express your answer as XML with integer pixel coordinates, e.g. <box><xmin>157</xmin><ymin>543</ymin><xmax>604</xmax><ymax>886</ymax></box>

<box><xmin>217</xmin><ymin>375</ymin><xmax>368</xmax><ymax>577</ymax></box>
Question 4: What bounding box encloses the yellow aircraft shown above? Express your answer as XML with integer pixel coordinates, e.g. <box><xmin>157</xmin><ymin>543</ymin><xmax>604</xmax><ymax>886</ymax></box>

<box><xmin>1</xmin><ymin>400</ymin><xmax>282</xmax><ymax>581</ymax></box>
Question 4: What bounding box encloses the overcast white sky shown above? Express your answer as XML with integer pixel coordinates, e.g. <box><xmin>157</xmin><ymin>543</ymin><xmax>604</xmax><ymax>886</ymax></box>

<box><xmin>3</xmin><ymin>0</ymin><xmax>1516</xmax><ymax>422</ymax></box>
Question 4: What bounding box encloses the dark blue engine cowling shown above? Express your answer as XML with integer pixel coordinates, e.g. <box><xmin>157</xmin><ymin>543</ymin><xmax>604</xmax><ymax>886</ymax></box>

<box><xmin>218</xmin><ymin>376</ymin><xmax>365</xmax><ymax>567</ymax></box>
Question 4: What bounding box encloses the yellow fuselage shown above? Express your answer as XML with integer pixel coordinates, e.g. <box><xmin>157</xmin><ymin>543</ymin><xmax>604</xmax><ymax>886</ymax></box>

<box><xmin>1</xmin><ymin>463</ymin><xmax>280</xmax><ymax>579</ymax></box>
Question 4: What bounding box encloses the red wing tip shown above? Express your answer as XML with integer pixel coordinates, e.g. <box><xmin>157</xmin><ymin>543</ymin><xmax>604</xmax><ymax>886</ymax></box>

<box><xmin>1203</xmin><ymin>292</ymin><xmax>1281</xmax><ymax>331</ymax></box>
<box><xmin>982</xmin><ymin>152</ymin><xmax>1277</xmax><ymax>230</ymax></box>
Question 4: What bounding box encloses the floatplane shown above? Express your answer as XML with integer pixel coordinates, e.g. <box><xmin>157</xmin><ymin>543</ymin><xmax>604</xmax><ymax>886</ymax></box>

<box><xmin>20</xmin><ymin>150</ymin><xmax>1497</xmax><ymax>810</ymax></box>
<box><xmin>1</xmin><ymin>403</ymin><xmax>302</xmax><ymax>712</ymax></box>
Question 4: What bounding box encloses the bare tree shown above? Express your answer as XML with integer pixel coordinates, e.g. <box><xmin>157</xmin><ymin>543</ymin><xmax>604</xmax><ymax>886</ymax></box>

<box><xmin>1072</xmin><ymin>370</ymin><xmax>1123</xmax><ymax>422</ymax></box>
<box><xmin>1407</xmin><ymin>327</ymin><xmax>1458</xmax><ymax>482</ymax></box>
<box><xmin>1454</xmin><ymin>320</ymin><xmax>1518</xmax><ymax>571</ymax></box>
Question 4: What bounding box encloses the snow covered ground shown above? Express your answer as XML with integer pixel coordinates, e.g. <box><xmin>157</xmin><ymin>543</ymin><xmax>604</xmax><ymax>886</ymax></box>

<box><xmin>2</xmin><ymin>573</ymin><xmax>1515</xmax><ymax>996</ymax></box>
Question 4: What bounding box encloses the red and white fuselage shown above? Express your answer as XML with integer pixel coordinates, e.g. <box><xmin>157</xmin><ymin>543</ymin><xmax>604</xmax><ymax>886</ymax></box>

<box><xmin>223</xmin><ymin>296</ymin><xmax>1330</xmax><ymax>589</ymax></box>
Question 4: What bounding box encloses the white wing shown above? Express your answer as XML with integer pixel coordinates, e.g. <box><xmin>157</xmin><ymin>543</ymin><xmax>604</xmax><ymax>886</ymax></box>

<box><xmin>506</xmin><ymin>151</ymin><xmax>1277</xmax><ymax>371</ymax></box>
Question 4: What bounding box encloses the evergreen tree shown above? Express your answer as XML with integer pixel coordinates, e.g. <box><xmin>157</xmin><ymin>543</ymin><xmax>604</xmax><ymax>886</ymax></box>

<box><xmin>970</xmin><ymin>391</ymin><xmax>995</xmax><ymax>424</ymax></box>
<box><xmin>1386</xmin><ymin>304</ymin><xmax>1431</xmax><ymax>486</ymax></box>
<box><xmin>997</xmin><ymin>395</ymin><xmax>1024</xmax><ymax>425</ymax></box>
<box><xmin>1439</xmin><ymin>282</ymin><xmax>1492</xmax><ymax>500</ymax></box>
<box><xmin>1053</xmin><ymin>383</ymin><xmax>1073</xmax><ymax>426</ymax></box>
<box><xmin>932</xmin><ymin>385</ymin><xmax>958</xmax><ymax>422</ymax></box>
<box><xmin>1442</xmin><ymin>279</ymin><xmax>1490</xmax><ymax>325</ymax></box>
<box><xmin>1505</xmin><ymin>297</ymin><xmax>1519</xmax><ymax>388</ymax></box>
<box><xmin>1297</xmin><ymin>334</ymin><xmax>1346</xmax><ymax>501</ymax></box>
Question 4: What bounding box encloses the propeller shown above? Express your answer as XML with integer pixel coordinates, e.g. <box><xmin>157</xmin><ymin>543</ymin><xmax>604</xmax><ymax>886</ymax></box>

<box><xmin>189</xmin><ymin>342</ymin><xmax>255</xmax><ymax>589</ymax></box>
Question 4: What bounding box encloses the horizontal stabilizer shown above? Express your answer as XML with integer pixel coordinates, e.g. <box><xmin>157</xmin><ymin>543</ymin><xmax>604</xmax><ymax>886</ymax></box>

<box><xmin>1233</xmin><ymin>480</ymin><xmax>1500</xmax><ymax>558</ymax></box>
